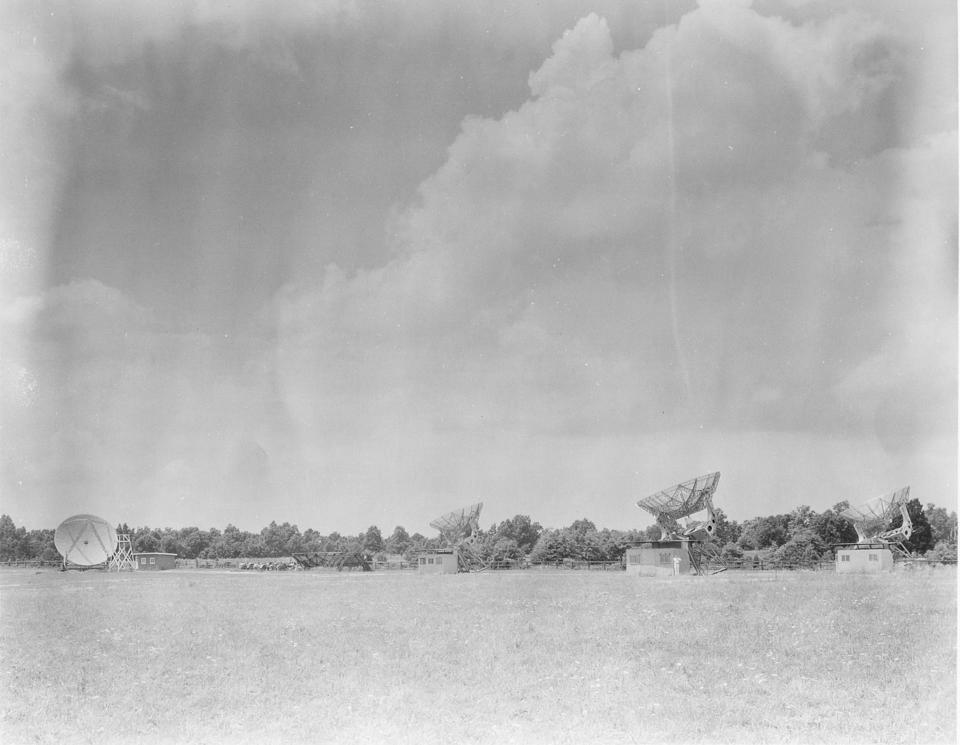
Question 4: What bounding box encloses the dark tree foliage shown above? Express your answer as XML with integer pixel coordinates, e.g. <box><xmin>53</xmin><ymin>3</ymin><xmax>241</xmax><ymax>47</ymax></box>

<box><xmin>712</xmin><ymin>508</ymin><xmax>741</xmax><ymax>545</ymax></box>
<box><xmin>135</xmin><ymin>532</ymin><xmax>160</xmax><ymax>552</ymax></box>
<box><xmin>768</xmin><ymin>530</ymin><xmax>827</xmax><ymax>566</ymax></box>
<box><xmin>494</xmin><ymin>515</ymin><xmax>543</xmax><ymax>554</ymax></box>
<box><xmin>811</xmin><ymin>508</ymin><xmax>857</xmax><ymax>547</ymax></box>
<box><xmin>737</xmin><ymin>514</ymin><xmax>790</xmax><ymax>550</ymax></box>
<box><xmin>0</xmin><ymin>515</ymin><xmax>28</xmax><ymax>560</ymax></box>
<box><xmin>361</xmin><ymin>525</ymin><xmax>383</xmax><ymax>553</ymax></box>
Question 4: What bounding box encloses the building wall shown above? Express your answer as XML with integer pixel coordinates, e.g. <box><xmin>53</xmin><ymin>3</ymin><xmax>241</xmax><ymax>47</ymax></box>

<box><xmin>417</xmin><ymin>553</ymin><xmax>458</xmax><ymax>574</ymax></box>
<box><xmin>135</xmin><ymin>553</ymin><xmax>177</xmax><ymax>570</ymax></box>
<box><xmin>835</xmin><ymin>547</ymin><xmax>894</xmax><ymax>573</ymax></box>
<box><xmin>625</xmin><ymin>543</ymin><xmax>690</xmax><ymax>576</ymax></box>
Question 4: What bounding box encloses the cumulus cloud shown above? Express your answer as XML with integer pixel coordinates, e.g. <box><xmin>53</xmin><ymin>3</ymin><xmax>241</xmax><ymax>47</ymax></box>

<box><xmin>276</xmin><ymin>4</ymin><xmax>950</xmax><ymax>438</ymax></box>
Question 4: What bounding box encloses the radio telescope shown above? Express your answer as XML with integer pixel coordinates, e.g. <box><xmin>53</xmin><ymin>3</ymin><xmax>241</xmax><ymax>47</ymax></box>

<box><xmin>54</xmin><ymin>514</ymin><xmax>118</xmax><ymax>570</ymax></box>
<box><xmin>840</xmin><ymin>486</ymin><xmax>912</xmax><ymax>557</ymax></box>
<box><xmin>636</xmin><ymin>472</ymin><xmax>724</xmax><ymax>575</ymax></box>
<box><xmin>429</xmin><ymin>502</ymin><xmax>486</xmax><ymax>572</ymax></box>
<box><xmin>637</xmin><ymin>471</ymin><xmax>721</xmax><ymax>542</ymax></box>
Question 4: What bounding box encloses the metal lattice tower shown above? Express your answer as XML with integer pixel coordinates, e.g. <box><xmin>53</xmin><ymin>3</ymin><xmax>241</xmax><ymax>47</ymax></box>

<box><xmin>110</xmin><ymin>534</ymin><xmax>137</xmax><ymax>571</ymax></box>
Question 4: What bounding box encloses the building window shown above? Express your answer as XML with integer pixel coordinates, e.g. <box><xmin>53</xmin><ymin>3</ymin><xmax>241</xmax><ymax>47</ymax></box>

<box><xmin>418</xmin><ymin>557</ymin><xmax>425</xmax><ymax>565</ymax></box>
<box><xmin>840</xmin><ymin>555</ymin><xmax>850</xmax><ymax>562</ymax></box>
<box><xmin>868</xmin><ymin>554</ymin><xmax>879</xmax><ymax>562</ymax></box>
<box><xmin>628</xmin><ymin>553</ymin><xmax>640</xmax><ymax>564</ymax></box>
<box><xmin>149</xmin><ymin>557</ymin><xmax>156</xmax><ymax>565</ymax></box>
<box><xmin>139</xmin><ymin>557</ymin><xmax>146</xmax><ymax>565</ymax></box>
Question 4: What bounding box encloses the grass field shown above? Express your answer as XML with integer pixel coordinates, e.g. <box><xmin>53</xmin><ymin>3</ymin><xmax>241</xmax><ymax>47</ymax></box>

<box><xmin>1</xmin><ymin>566</ymin><xmax>955</xmax><ymax>745</ymax></box>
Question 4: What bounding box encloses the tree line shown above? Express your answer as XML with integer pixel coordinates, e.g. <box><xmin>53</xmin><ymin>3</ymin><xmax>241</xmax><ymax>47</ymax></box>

<box><xmin>1</xmin><ymin>499</ymin><xmax>956</xmax><ymax>564</ymax></box>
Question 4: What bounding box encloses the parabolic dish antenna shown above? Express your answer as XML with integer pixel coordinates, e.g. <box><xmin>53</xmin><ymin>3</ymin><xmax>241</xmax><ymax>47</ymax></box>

<box><xmin>637</xmin><ymin>471</ymin><xmax>721</xmax><ymax>520</ymax></box>
<box><xmin>840</xmin><ymin>486</ymin><xmax>910</xmax><ymax>526</ymax></box>
<box><xmin>429</xmin><ymin>502</ymin><xmax>483</xmax><ymax>545</ymax></box>
<box><xmin>840</xmin><ymin>486</ymin><xmax>912</xmax><ymax>551</ymax></box>
<box><xmin>54</xmin><ymin>514</ymin><xmax>118</xmax><ymax>567</ymax></box>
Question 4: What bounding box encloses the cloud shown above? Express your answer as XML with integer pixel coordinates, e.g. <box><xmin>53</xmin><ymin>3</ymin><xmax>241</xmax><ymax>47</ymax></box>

<box><xmin>0</xmin><ymin>278</ymin><xmax>286</xmax><ymax>527</ymax></box>
<box><xmin>2</xmin><ymin>1</ymin><xmax>954</xmax><ymax>528</ymax></box>
<box><xmin>275</xmin><ymin>2</ymin><xmax>952</xmax><ymax>445</ymax></box>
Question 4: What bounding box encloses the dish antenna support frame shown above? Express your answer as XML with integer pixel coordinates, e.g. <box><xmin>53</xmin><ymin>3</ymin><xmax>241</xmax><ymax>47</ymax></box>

<box><xmin>110</xmin><ymin>533</ymin><xmax>137</xmax><ymax>571</ymax></box>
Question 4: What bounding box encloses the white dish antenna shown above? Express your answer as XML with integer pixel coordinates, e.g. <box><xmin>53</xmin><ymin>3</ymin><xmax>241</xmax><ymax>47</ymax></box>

<box><xmin>54</xmin><ymin>514</ymin><xmax>118</xmax><ymax>567</ymax></box>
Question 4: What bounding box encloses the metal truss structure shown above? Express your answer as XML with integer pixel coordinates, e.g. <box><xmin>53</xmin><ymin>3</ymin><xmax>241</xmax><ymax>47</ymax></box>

<box><xmin>687</xmin><ymin>540</ymin><xmax>726</xmax><ymax>576</ymax></box>
<box><xmin>291</xmin><ymin>551</ymin><xmax>372</xmax><ymax>571</ymax></box>
<box><xmin>840</xmin><ymin>486</ymin><xmax>913</xmax><ymax>557</ymax></box>
<box><xmin>637</xmin><ymin>472</ymin><xmax>721</xmax><ymax>542</ymax></box>
<box><xmin>109</xmin><ymin>533</ymin><xmax>137</xmax><ymax>571</ymax></box>
<box><xmin>429</xmin><ymin>502</ymin><xmax>487</xmax><ymax>572</ymax></box>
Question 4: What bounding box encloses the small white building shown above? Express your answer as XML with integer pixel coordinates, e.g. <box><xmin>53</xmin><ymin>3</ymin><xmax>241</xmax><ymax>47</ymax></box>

<box><xmin>835</xmin><ymin>543</ymin><xmax>895</xmax><ymax>573</ymax></box>
<box><xmin>624</xmin><ymin>542</ymin><xmax>691</xmax><ymax>577</ymax></box>
<box><xmin>417</xmin><ymin>550</ymin><xmax>459</xmax><ymax>574</ymax></box>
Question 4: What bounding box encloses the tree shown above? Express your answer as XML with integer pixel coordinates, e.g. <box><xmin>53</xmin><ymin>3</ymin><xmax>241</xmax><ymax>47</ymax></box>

<box><xmin>362</xmin><ymin>525</ymin><xmax>383</xmax><ymax>553</ymax></box>
<box><xmin>788</xmin><ymin>505</ymin><xmax>817</xmax><ymax>535</ymax></box>
<box><xmin>490</xmin><ymin>537</ymin><xmax>522</xmax><ymax>563</ymax></box>
<box><xmin>220</xmin><ymin>525</ymin><xmax>247</xmax><ymax>557</ymax></box>
<box><xmin>384</xmin><ymin>526</ymin><xmax>411</xmax><ymax>556</ymax></box>
<box><xmin>178</xmin><ymin>527</ymin><xmax>208</xmax><ymax>559</ymax></box>
<box><xmin>928</xmin><ymin>542</ymin><xmax>957</xmax><ymax>563</ymax></box>
<box><xmin>768</xmin><ymin>530</ymin><xmax>826</xmax><ymax>567</ymax></box>
<box><xmin>528</xmin><ymin>530</ymin><xmax>565</xmax><ymax>563</ymax></box>
<box><xmin>568</xmin><ymin>519</ymin><xmax>596</xmax><ymax>536</ymax></box>
<box><xmin>135</xmin><ymin>531</ymin><xmax>160</xmax><ymax>552</ymax></box>
<box><xmin>495</xmin><ymin>515</ymin><xmax>543</xmax><ymax>555</ymax></box>
<box><xmin>640</xmin><ymin>524</ymin><xmax>661</xmax><ymax>541</ymax></box>
<box><xmin>712</xmin><ymin>508</ymin><xmax>741</xmax><ymax>545</ymax></box>
<box><xmin>889</xmin><ymin>499</ymin><xmax>933</xmax><ymax>555</ymax></box>
<box><xmin>721</xmin><ymin>542</ymin><xmax>743</xmax><ymax>562</ymax></box>
<box><xmin>301</xmin><ymin>528</ymin><xmax>324</xmax><ymax>553</ymax></box>
<box><xmin>261</xmin><ymin>522</ymin><xmax>303</xmax><ymax>556</ymax></box>
<box><xmin>925</xmin><ymin>504</ymin><xmax>958</xmax><ymax>546</ymax></box>
<box><xmin>811</xmin><ymin>507</ymin><xmax>857</xmax><ymax>547</ymax></box>
<box><xmin>738</xmin><ymin>515</ymin><xmax>789</xmax><ymax>550</ymax></box>
<box><xmin>159</xmin><ymin>533</ymin><xmax>182</xmax><ymax>555</ymax></box>
<box><xmin>0</xmin><ymin>515</ymin><xmax>26</xmax><ymax>560</ymax></box>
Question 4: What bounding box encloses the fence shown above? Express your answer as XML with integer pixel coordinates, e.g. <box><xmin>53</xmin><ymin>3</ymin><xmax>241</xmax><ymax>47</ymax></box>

<box><xmin>0</xmin><ymin>560</ymin><xmax>61</xmax><ymax>568</ymax></box>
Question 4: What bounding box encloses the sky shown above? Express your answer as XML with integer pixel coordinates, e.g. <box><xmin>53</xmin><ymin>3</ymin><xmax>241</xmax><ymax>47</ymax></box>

<box><xmin>1</xmin><ymin>0</ymin><xmax>956</xmax><ymax>536</ymax></box>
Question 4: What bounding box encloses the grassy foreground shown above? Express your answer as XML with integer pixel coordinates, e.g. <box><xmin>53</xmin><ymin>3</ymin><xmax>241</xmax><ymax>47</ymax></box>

<box><xmin>1</xmin><ymin>567</ymin><xmax>955</xmax><ymax>745</ymax></box>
